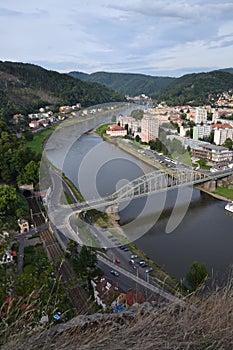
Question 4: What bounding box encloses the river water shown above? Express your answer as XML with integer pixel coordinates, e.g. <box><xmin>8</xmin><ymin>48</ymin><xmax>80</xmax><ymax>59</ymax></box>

<box><xmin>46</xmin><ymin>110</ymin><xmax>233</xmax><ymax>283</ymax></box>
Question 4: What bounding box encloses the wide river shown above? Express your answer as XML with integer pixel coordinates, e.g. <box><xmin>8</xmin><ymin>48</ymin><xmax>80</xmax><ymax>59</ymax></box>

<box><xmin>46</xmin><ymin>108</ymin><xmax>233</xmax><ymax>283</ymax></box>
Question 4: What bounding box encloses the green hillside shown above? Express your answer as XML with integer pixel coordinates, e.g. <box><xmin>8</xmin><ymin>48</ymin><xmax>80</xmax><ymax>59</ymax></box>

<box><xmin>69</xmin><ymin>71</ymin><xmax>175</xmax><ymax>97</ymax></box>
<box><xmin>0</xmin><ymin>61</ymin><xmax>124</xmax><ymax>120</ymax></box>
<box><xmin>158</xmin><ymin>70</ymin><xmax>233</xmax><ymax>105</ymax></box>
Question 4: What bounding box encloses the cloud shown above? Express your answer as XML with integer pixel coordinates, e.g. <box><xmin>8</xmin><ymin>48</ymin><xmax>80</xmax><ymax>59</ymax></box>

<box><xmin>107</xmin><ymin>0</ymin><xmax>233</xmax><ymax>21</ymax></box>
<box><xmin>0</xmin><ymin>7</ymin><xmax>48</xmax><ymax>18</ymax></box>
<box><xmin>0</xmin><ymin>0</ymin><xmax>233</xmax><ymax>77</ymax></box>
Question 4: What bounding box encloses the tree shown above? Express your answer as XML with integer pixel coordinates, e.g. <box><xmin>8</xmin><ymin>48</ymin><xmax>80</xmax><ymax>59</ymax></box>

<box><xmin>180</xmin><ymin>113</ymin><xmax>187</xmax><ymax>120</ymax></box>
<box><xmin>0</xmin><ymin>185</ymin><xmax>18</xmax><ymax>215</ymax></box>
<box><xmin>223</xmin><ymin>138</ymin><xmax>233</xmax><ymax>150</ymax></box>
<box><xmin>198</xmin><ymin>158</ymin><xmax>207</xmax><ymax>167</ymax></box>
<box><xmin>17</xmin><ymin>160</ymin><xmax>39</xmax><ymax>186</ymax></box>
<box><xmin>186</xmin><ymin>261</ymin><xmax>208</xmax><ymax>291</ymax></box>
<box><xmin>135</xmin><ymin>135</ymin><xmax>141</xmax><ymax>143</ymax></box>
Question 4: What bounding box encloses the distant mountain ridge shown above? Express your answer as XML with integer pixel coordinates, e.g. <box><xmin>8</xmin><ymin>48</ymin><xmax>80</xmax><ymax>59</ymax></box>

<box><xmin>158</xmin><ymin>70</ymin><xmax>233</xmax><ymax>105</ymax></box>
<box><xmin>0</xmin><ymin>61</ymin><xmax>124</xmax><ymax>120</ymax></box>
<box><xmin>68</xmin><ymin>71</ymin><xmax>175</xmax><ymax>97</ymax></box>
<box><xmin>69</xmin><ymin>68</ymin><xmax>233</xmax><ymax>104</ymax></box>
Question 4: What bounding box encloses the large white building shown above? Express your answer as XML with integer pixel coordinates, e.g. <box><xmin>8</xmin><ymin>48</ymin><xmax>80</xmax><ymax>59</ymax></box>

<box><xmin>116</xmin><ymin>115</ymin><xmax>141</xmax><ymax>134</ymax></box>
<box><xmin>193</xmin><ymin>125</ymin><xmax>212</xmax><ymax>140</ymax></box>
<box><xmin>195</xmin><ymin>107</ymin><xmax>208</xmax><ymax>124</ymax></box>
<box><xmin>214</xmin><ymin>126</ymin><xmax>233</xmax><ymax>145</ymax></box>
<box><xmin>141</xmin><ymin>115</ymin><xmax>159</xmax><ymax>143</ymax></box>
<box><xmin>167</xmin><ymin>135</ymin><xmax>232</xmax><ymax>163</ymax></box>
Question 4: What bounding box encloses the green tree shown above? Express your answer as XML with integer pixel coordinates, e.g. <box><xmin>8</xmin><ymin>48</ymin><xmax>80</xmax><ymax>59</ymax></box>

<box><xmin>0</xmin><ymin>185</ymin><xmax>18</xmax><ymax>214</ymax></box>
<box><xmin>223</xmin><ymin>138</ymin><xmax>233</xmax><ymax>150</ymax></box>
<box><xmin>135</xmin><ymin>134</ymin><xmax>141</xmax><ymax>143</ymax></box>
<box><xmin>17</xmin><ymin>160</ymin><xmax>39</xmax><ymax>186</ymax></box>
<box><xmin>186</xmin><ymin>261</ymin><xmax>208</xmax><ymax>291</ymax></box>
<box><xmin>198</xmin><ymin>158</ymin><xmax>207</xmax><ymax>167</ymax></box>
<box><xmin>130</xmin><ymin>109</ymin><xmax>144</xmax><ymax>120</ymax></box>
<box><xmin>180</xmin><ymin>113</ymin><xmax>187</xmax><ymax>120</ymax></box>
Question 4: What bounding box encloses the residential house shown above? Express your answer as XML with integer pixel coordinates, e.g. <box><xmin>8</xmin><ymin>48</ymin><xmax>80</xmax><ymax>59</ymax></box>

<box><xmin>106</xmin><ymin>124</ymin><xmax>127</xmax><ymax>137</ymax></box>
<box><xmin>91</xmin><ymin>278</ymin><xmax>123</xmax><ymax>311</ymax></box>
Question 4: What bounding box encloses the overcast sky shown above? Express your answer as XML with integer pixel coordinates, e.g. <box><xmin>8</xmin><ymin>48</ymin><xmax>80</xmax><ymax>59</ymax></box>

<box><xmin>1</xmin><ymin>0</ymin><xmax>233</xmax><ymax>77</ymax></box>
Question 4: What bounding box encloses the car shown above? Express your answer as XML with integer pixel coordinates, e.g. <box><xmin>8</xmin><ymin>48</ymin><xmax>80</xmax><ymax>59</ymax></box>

<box><xmin>123</xmin><ymin>247</ymin><xmax>130</xmax><ymax>252</ymax></box>
<box><xmin>131</xmin><ymin>254</ymin><xmax>137</xmax><ymax>259</ymax></box>
<box><xmin>129</xmin><ymin>259</ymin><xmax>134</xmax><ymax>264</ymax></box>
<box><xmin>110</xmin><ymin>270</ymin><xmax>119</xmax><ymax>277</ymax></box>
<box><xmin>115</xmin><ymin>259</ymin><xmax>120</xmax><ymax>264</ymax></box>
<box><xmin>119</xmin><ymin>245</ymin><xmax>126</xmax><ymax>250</ymax></box>
<box><xmin>140</xmin><ymin>262</ymin><xmax>148</xmax><ymax>267</ymax></box>
<box><xmin>146</xmin><ymin>267</ymin><xmax>153</xmax><ymax>273</ymax></box>
<box><xmin>139</xmin><ymin>260</ymin><xmax>146</xmax><ymax>265</ymax></box>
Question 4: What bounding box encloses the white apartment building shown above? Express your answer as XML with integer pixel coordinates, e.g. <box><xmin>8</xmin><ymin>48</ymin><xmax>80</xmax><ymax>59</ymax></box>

<box><xmin>116</xmin><ymin>115</ymin><xmax>141</xmax><ymax>134</ymax></box>
<box><xmin>195</xmin><ymin>107</ymin><xmax>207</xmax><ymax>124</ymax></box>
<box><xmin>193</xmin><ymin>125</ymin><xmax>212</xmax><ymax>140</ymax></box>
<box><xmin>214</xmin><ymin>127</ymin><xmax>233</xmax><ymax>145</ymax></box>
<box><xmin>141</xmin><ymin>115</ymin><xmax>159</xmax><ymax>143</ymax></box>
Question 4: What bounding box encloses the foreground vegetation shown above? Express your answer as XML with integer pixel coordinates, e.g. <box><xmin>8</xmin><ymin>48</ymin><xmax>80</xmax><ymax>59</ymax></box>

<box><xmin>2</xmin><ymin>276</ymin><xmax>233</xmax><ymax>350</ymax></box>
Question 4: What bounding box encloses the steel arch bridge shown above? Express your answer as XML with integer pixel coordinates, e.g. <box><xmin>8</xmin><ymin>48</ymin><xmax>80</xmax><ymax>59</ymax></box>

<box><xmin>67</xmin><ymin>168</ymin><xmax>232</xmax><ymax>212</ymax></box>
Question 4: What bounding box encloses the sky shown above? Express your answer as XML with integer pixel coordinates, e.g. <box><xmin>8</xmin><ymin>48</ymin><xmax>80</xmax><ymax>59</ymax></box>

<box><xmin>0</xmin><ymin>0</ymin><xmax>233</xmax><ymax>77</ymax></box>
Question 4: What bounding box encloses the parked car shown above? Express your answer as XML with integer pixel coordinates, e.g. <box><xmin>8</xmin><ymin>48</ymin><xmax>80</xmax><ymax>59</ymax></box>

<box><xmin>119</xmin><ymin>245</ymin><xmax>125</xmax><ymax>250</ymax></box>
<box><xmin>139</xmin><ymin>260</ymin><xmax>146</xmax><ymax>265</ymax></box>
<box><xmin>123</xmin><ymin>247</ymin><xmax>130</xmax><ymax>252</ymax></box>
<box><xmin>131</xmin><ymin>254</ymin><xmax>137</xmax><ymax>259</ymax></box>
<box><xmin>140</xmin><ymin>262</ymin><xmax>148</xmax><ymax>268</ymax></box>
<box><xmin>115</xmin><ymin>259</ymin><xmax>120</xmax><ymax>264</ymax></box>
<box><xmin>145</xmin><ymin>267</ymin><xmax>153</xmax><ymax>273</ymax></box>
<box><xmin>110</xmin><ymin>270</ymin><xmax>119</xmax><ymax>277</ymax></box>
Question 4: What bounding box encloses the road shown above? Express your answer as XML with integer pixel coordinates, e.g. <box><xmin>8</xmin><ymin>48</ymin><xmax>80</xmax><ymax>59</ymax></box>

<box><xmin>97</xmin><ymin>254</ymin><xmax>185</xmax><ymax>305</ymax></box>
<box><xmin>47</xmin><ymin>167</ymin><xmax>186</xmax><ymax>304</ymax></box>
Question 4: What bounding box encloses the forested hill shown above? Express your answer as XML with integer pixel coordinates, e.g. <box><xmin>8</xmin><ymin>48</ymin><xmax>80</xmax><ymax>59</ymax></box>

<box><xmin>158</xmin><ymin>70</ymin><xmax>233</xmax><ymax>105</ymax></box>
<box><xmin>0</xmin><ymin>61</ymin><xmax>124</xmax><ymax>121</ymax></box>
<box><xmin>68</xmin><ymin>71</ymin><xmax>175</xmax><ymax>97</ymax></box>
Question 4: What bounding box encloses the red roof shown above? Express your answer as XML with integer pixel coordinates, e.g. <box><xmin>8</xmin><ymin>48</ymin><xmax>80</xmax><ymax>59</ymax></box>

<box><xmin>126</xmin><ymin>290</ymin><xmax>146</xmax><ymax>306</ymax></box>
<box><xmin>109</xmin><ymin>124</ymin><xmax>125</xmax><ymax>131</ymax></box>
<box><xmin>212</xmin><ymin>123</ymin><xmax>233</xmax><ymax>129</ymax></box>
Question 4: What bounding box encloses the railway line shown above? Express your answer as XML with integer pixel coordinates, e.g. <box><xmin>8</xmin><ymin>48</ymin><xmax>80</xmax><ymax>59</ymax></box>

<box><xmin>25</xmin><ymin>194</ymin><xmax>94</xmax><ymax>314</ymax></box>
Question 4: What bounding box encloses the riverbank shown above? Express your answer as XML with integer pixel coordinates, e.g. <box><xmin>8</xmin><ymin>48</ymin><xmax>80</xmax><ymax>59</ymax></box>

<box><xmin>101</xmin><ymin>131</ymin><xmax>233</xmax><ymax>203</ymax></box>
<box><xmin>196</xmin><ymin>186</ymin><xmax>230</xmax><ymax>202</ymax></box>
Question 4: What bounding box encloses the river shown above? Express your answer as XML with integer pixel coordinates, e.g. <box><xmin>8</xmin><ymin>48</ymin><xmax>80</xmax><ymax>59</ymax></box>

<box><xmin>45</xmin><ymin>109</ymin><xmax>233</xmax><ymax>283</ymax></box>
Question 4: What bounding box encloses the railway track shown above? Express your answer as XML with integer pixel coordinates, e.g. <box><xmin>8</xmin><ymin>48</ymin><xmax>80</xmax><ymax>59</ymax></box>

<box><xmin>25</xmin><ymin>195</ymin><xmax>94</xmax><ymax>314</ymax></box>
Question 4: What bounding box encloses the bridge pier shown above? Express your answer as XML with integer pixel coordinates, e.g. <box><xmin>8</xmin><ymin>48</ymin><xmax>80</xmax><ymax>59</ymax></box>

<box><xmin>202</xmin><ymin>180</ymin><xmax>217</xmax><ymax>192</ymax></box>
<box><xmin>106</xmin><ymin>204</ymin><xmax>120</xmax><ymax>221</ymax></box>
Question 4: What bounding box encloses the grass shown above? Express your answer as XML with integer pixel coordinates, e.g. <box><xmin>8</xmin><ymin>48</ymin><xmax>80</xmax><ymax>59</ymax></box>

<box><xmin>3</xmin><ymin>275</ymin><xmax>233</xmax><ymax>350</ymax></box>
<box><xmin>95</xmin><ymin>124</ymin><xmax>110</xmax><ymax>136</ymax></box>
<box><xmin>214</xmin><ymin>186</ymin><xmax>233</xmax><ymax>200</ymax></box>
<box><xmin>64</xmin><ymin>191</ymin><xmax>73</xmax><ymax>205</ymax></box>
<box><xmin>171</xmin><ymin>151</ymin><xmax>192</xmax><ymax>166</ymax></box>
<box><xmin>26</xmin><ymin>126</ymin><xmax>57</xmax><ymax>155</ymax></box>
<box><xmin>62</xmin><ymin>174</ymin><xmax>84</xmax><ymax>202</ymax></box>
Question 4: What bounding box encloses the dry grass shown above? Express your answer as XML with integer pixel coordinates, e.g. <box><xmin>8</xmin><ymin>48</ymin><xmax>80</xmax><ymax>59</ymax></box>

<box><xmin>2</xmin><ymin>276</ymin><xmax>233</xmax><ymax>350</ymax></box>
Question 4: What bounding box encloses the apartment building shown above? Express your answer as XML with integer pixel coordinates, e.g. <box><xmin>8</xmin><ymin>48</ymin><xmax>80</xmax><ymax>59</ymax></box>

<box><xmin>195</xmin><ymin>107</ymin><xmax>207</xmax><ymax>124</ymax></box>
<box><xmin>141</xmin><ymin>115</ymin><xmax>159</xmax><ymax>143</ymax></box>
<box><xmin>193</xmin><ymin>124</ymin><xmax>212</xmax><ymax>140</ymax></box>
<box><xmin>213</xmin><ymin>123</ymin><xmax>233</xmax><ymax>145</ymax></box>
<box><xmin>116</xmin><ymin>115</ymin><xmax>141</xmax><ymax>134</ymax></box>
